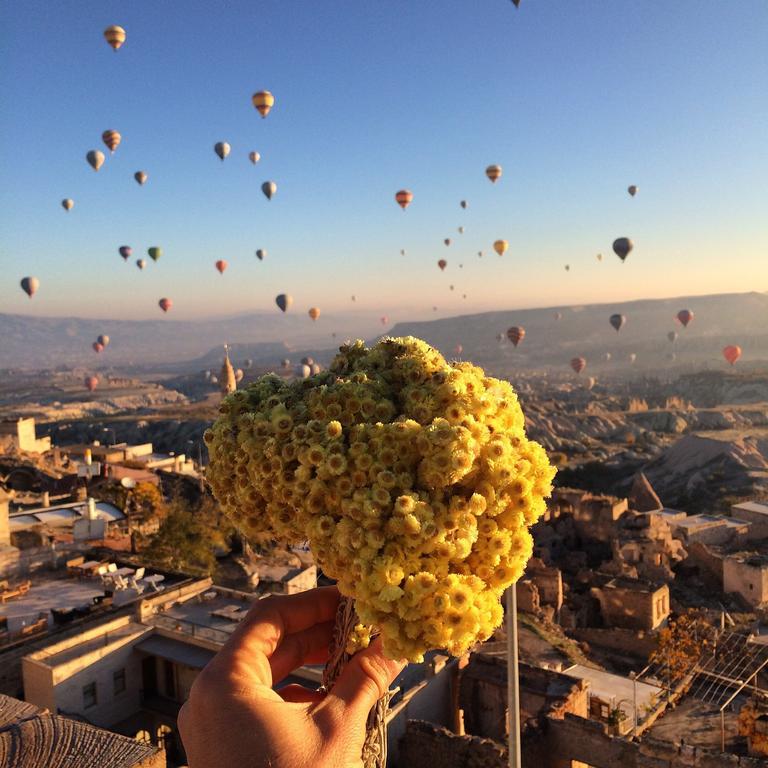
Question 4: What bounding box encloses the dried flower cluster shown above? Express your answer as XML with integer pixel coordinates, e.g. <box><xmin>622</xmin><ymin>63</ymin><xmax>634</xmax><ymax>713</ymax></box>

<box><xmin>205</xmin><ymin>337</ymin><xmax>555</xmax><ymax>661</ymax></box>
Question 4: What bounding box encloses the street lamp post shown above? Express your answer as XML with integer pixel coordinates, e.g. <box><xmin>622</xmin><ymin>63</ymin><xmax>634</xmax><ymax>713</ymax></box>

<box><xmin>505</xmin><ymin>586</ymin><xmax>521</xmax><ymax>768</ymax></box>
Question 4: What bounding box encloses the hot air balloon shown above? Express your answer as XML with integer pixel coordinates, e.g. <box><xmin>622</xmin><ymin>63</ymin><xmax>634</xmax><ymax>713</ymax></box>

<box><xmin>275</xmin><ymin>294</ymin><xmax>292</xmax><ymax>312</ymax></box>
<box><xmin>444</xmin><ymin>238</ymin><xmax>451</xmax><ymax>247</ymax></box>
<box><xmin>102</xmin><ymin>130</ymin><xmax>121</xmax><ymax>153</ymax></box>
<box><xmin>104</xmin><ymin>25</ymin><xmax>126</xmax><ymax>50</ymax></box>
<box><xmin>214</xmin><ymin>142</ymin><xmax>230</xmax><ymax>161</ymax></box>
<box><xmin>299</xmin><ymin>365</ymin><xmax>311</xmax><ymax>379</ymax></box>
<box><xmin>604</xmin><ymin>352</ymin><xmax>612</xmax><ymax>362</ymax></box>
<box><xmin>454</xmin><ymin>344</ymin><xmax>463</xmax><ymax>356</ymax></box>
<box><xmin>252</xmin><ymin>90</ymin><xmax>275</xmax><ymax>118</ymax></box>
<box><xmin>667</xmin><ymin>331</ymin><xmax>678</xmax><ymax>343</ymax></box>
<box><xmin>255</xmin><ymin>249</ymin><xmax>267</xmax><ymax>261</ymax></box>
<box><xmin>609</xmin><ymin>314</ymin><xmax>626</xmax><ymax>333</ymax></box>
<box><xmin>85</xmin><ymin>375</ymin><xmax>99</xmax><ymax>392</ymax></box>
<box><xmin>249</xmin><ymin>151</ymin><xmax>261</xmax><ymax>164</ymax></box>
<box><xmin>449</xmin><ymin>285</ymin><xmax>454</xmax><ymax>291</ymax></box>
<box><xmin>486</xmin><ymin>165</ymin><xmax>502</xmax><ymax>183</ymax></box>
<box><xmin>262</xmin><ymin>181</ymin><xmax>277</xmax><ymax>200</ymax></box>
<box><xmin>282</xmin><ymin>359</ymin><xmax>291</xmax><ymax>369</ymax></box>
<box><xmin>723</xmin><ymin>345</ymin><xmax>742</xmax><ymax>366</ymax></box>
<box><xmin>210</xmin><ymin>375</ymin><xmax>219</xmax><ymax>384</ymax></box>
<box><xmin>119</xmin><ymin>246</ymin><xmax>132</xmax><ymax>261</ymax></box>
<box><xmin>554</xmin><ymin>312</ymin><xmax>563</xmax><ymax>321</ymax></box>
<box><xmin>458</xmin><ymin>226</ymin><xmax>465</xmax><ymax>234</ymax></box>
<box><xmin>158</xmin><ymin>298</ymin><xmax>172</xmax><ymax>313</ymax></box>
<box><xmin>628</xmin><ymin>353</ymin><xmax>637</xmax><ymax>364</ymax></box>
<box><xmin>585</xmin><ymin>376</ymin><xmax>596</xmax><ymax>391</ymax></box>
<box><xmin>136</xmin><ymin>259</ymin><xmax>146</xmax><ymax>270</ymax></box>
<box><xmin>215</xmin><ymin>260</ymin><xmax>228</xmax><ymax>274</ymax></box>
<box><xmin>380</xmin><ymin>316</ymin><xmax>388</xmax><ymax>326</ymax></box>
<box><xmin>596</xmin><ymin>253</ymin><xmax>603</xmax><ymax>262</ymax></box>
<box><xmin>458</xmin><ymin>263</ymin><xmax>464</xmax><ymax>269</ymax></box>
<box><xmin>148</xmin><ymin>247</ymin><xmax>162</xmax><ymax>262</ymax></box>
<box><xmin>612</xmin><ymin>237</ymin><xmax>633</xmax><ymax>262</ymax></box>
<box><xmin>62</xmin><ymin>199</ymin><xmax>74</xmax><ymax>211</ymax></box>
<box><xmin>565</xmin><ymin>264</ymin><xmax>570</xmax><ymax>271</ymax></box>
<box><xmin>667</xmin><ymin>352</ymin><xmax>677</xmax><ymax>362</ymax></box>
<box><xmin>235</xmin><ymin>369</ymin><xmax>245</xmax><ymax>382</ymax></box>
<box><xmin>86</xmin><ymin>150</ymin><xmax>105</xmax><ymax>171</ymax></box>
<box><xmin>477</xmin><ymin>251</ymin><xmax>484</xmax><ymax>258</ymax></box>
<box><xmin>395</xmin><ymin>190</ymin><xmax>413</xmax><ymax>210</ymax></box>
<box><xmin>460</xmin><ymin>200</ymin><xmax>468</xmax><ymax>209</ymax></box>
<box><xmin>351</xmin><ymin>295</ymin><xmax>356</xmax><ymax>302</ymax></box>
<box><xmin>628</xmin><ymin>185</ymin><xmax>638</xmax><ymax>197</ymax></box>
<box><xmin>134</xmin><ymin>171</ymin><xmax>148</xmax><ymax>185</ymax></box>
<box><xmin>204</xmin><ymin>370</ymin><xmax>212</xmax><ymax>380</ymax></box>
<box><xmin>493</xmin><ymin>240</ymin><xmax>508</xmax><ymax>256</ymax></box>
<box><xmin>244</xmin><ymin>359</ymin><xmax>253</xmax><ymax>370</ymax></box>
<box><xmin>507</xmin><ymin>326</ymin><xmax>525</xmax><ymax>347</ymax></box>
<box><xmin>400</xmin><ymin>249</ymin><xmax>406</xmax><ymax>256</ymax></box>
<box><xmin>311</xmin><ymin>364</ymin><xmax>322</xmax><ymax>375</ymax></box>
<box><xmin>308</xmin><ymin>307</ymin><xmax>321</xmax><ymax>321</ymax></box>
<box><xmin>570</xmin><ymin>357</ymin><xmax>586</xmax><ymax>374</ymax></box>
<box><xmin>511</xmin><ymin>0</ymin><xmax>521</xmax><ymax>7</ymax></box>
<box><xmin>92</xmin><ymin>342</ymin><xmax>104</xmax><ymax>354</ymax></box>
<box><xmin>677</xmin><ymin>309</ymin><xmax>694</xmax><ymax>327</ymax></box>
<box><xmin>20</xmin><ymin>277</ymin><xmax>39</xmax><ymax>298</ymax></box>
<box><xmin>97</xmin><ymin>335</ymin><xmax>110</xmax><ymax>347</ymax></box>
<box><xmin>496</xmin><ymin>333</ymin><xmax>505</xmax><ymax>342</ymax></box>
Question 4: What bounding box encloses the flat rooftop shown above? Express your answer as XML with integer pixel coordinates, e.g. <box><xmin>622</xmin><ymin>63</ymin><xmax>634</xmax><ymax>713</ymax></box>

<box><xmin>9</xmin><ymin>500</ymin><xmax>124</xmax><ymax>532</ymax></box>
<box><xmin>732</xmin><ymin>501</ymin><xmax>768</xmax><ymax>516</ymax></box>
<box><xmin>0</xmin><ymin>576</ymin><xmax>105</xmax><ymax>622</ymax></box>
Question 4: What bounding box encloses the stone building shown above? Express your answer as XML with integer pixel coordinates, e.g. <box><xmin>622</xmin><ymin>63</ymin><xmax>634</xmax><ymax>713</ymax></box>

<box><xmin>613</xmin><ymin>510</ymin><xmax>687</xmax><ymax>582</ymax></box>
<box><xmin>723</xmin><ymin>552</ymin><xmax>768</xmax><ymax>609</ymax></box>
<box><xmin>0</xmin><ymin>418</ymin><xmax>51</xmax><ymax>455</ymax></box>
<box><xmin>590</xmin><ymin>577</ymin><xmax>670</xmax><ymax>631</ymax></box>
<box><xmin>730</xmin><ymin>501</ymin><xmax>768</xmax><ymax>543</ymax></box>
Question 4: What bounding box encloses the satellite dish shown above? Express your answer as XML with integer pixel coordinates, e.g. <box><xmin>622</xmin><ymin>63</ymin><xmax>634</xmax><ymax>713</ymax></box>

<box><xmin>121</xmin><ymin>477</ymin><xmax>137</xmax><ymax>489</ymax></box>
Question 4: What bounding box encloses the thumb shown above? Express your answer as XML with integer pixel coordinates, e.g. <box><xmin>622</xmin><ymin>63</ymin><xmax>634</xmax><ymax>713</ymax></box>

<box><xmin>325</xmin><ymin>637</ymin><xmax>406</xmax><ymax>721</ymax></box>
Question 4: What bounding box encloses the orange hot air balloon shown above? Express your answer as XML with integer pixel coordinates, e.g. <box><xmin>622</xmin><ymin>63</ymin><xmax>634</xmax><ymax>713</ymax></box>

<box><xmin>102</xmin><ymin>130</ymin><xmax>121</xmax><ymax>153</ymax></box>
<box><xmin>252</xmin><ymin>91</ymin><xmax>275</xmax><ymax>118</ymax></box>
<box><xmin>723</xmin><ymin>345</ymin><xmax>741</xmax><ymax>365</ymax></box>
<box><xmin>85</xmin><ymin>375</ymin><xmax>99</xmax><ymax>392</ymax></box>
<box><xmin>92</xmin><ymin>342</ymin><xmax>104</xmax><ymax>354</ymax></box>
<box><xmin>676</xmin><ymin>309</ymin><xmax>694</xmax><ymax>327</ymax></box>
<box><xmin>158</xmin><ymin>298</ymin><xmax>172</xmax><ymax>313</ymax></box>
<box><xmin>506</xmin><ymin>326</ymin><xmax>525</xmax><ymax>347</ymax></box>
<box><xmin>308</xmin><ymin>307</ymin><xmax>321</xmax><ymax>321</ymax></box>
<box><xmin>486</xmin><ymin>165</ymin><xmax>502</xmax><ymax>183</ymax></box>
<box><xmin>395</xmin><ymin>190</ymin><xmax>413</xmax><ymax>210</ymax></box>
<box><xmin>493</xmin><ymin>240</ymin><xmax>508</xmax><ymax>256</ymax></box>
<box><xmin>104</xmin><ymin>25</ymin><xmax>126</xmax><ymax>51</ymax></box>
<box><xmin>215</xmin><ymin>259</ymin><xmax>228</xmax><ymax>274</ymax></box>
<box><xmin>570</xmin><ymin>357</ymin><xmax>586</xmax><ymax>374</ymax></box>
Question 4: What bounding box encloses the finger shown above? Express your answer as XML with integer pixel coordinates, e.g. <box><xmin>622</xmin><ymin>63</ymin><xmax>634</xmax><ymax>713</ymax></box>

<box><xmin>268</xmin><ymin>619</ymin><xmax>335</xmax><ymax>684</ymax></box>
<box><xmin>278</xmin><ymin>684</ymin><xmax>327</xmax><ymax>704</ymax></box>
<box><xmin>323</xmin><ymin>637</ymin><xmax>406</xmax><ymax>720</ymax></box>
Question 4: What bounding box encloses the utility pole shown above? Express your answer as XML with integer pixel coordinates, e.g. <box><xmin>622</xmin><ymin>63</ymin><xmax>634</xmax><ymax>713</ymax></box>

<box><xmin>505</xmin><ymin>586</ymin><xmax>521</xmax><ymax>768</ymax></box>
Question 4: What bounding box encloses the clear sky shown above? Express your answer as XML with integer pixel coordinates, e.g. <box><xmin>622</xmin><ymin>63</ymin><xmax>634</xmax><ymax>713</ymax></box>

<box><xmin>1</xmin><ymin>0</ymin><xmax>766</xmax><ymax>324</ymax></box>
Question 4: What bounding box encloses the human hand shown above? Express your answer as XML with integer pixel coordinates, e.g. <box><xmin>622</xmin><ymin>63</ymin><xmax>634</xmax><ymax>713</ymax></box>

<box><xmin>178</xmin><ymin>586</ymin><xmax>406</xmax><ymax>768</ymax></box>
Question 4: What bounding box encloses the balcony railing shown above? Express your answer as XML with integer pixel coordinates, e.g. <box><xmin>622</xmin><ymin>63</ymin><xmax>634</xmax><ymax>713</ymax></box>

<box><xmin>149</xmin><ymin>614</ymin><xmax>231</xmax><ymax>645</ymax></box>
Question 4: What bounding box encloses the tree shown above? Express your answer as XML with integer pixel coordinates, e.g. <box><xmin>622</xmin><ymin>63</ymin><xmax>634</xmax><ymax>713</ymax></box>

<box><xmin>649</xmin><ymin>610</ymin><xmax>715</xmax><ymax>687</ymax></box>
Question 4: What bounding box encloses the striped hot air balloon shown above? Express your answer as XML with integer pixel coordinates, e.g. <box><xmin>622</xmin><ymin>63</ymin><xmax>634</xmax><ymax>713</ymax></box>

<box><xmin>158</xmin><ymin>298</ymin><xmax>172</xmax><ymax>313</ymax></box>
<box><xmin>506</xmin><ymin>326</ymin><xmax>525</xmax><ymax>347</ymax></box>
<box><xmin>104</xmin><ymin>25</ymin><xmax>126</xmax><ymax>51</ymax></box>
<box><xmin>395</xmin><ymin>190</ymin><xmax>413</xmax><ymax>210</ymax></box>
<box><xmin>102</xmin><ymin>130</ymin><xmax>121</xmax><ymax>153</ymax></box>
<box><xmin>215</xmin><ymin>260</ymin><xmax>228</xmax><ymax>274</ymax></box>
<box><xmin>570</xmin><ymin>357</ymin><xmax>586</xmax><ymax>374</ymax></box>
<box><xmin>486</xmin><ymin>165</ymin><xmax>502</xmax><ymax>183</ymax></box>
<box><xmin>252</xmin><ymin>91</ymin><xmax>275</xmax><ymax>117</ymax></box>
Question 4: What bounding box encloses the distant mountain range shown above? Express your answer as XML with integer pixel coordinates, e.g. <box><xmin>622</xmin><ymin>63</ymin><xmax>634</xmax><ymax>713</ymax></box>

<box><xmin>1</xmin><ymin>292</ymin><xmax>766</xmax><ymax>374</ymax></box>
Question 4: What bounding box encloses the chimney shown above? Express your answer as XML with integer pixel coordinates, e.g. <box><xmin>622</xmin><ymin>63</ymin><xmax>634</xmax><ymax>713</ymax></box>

<box><xmin>87</xmin><ymin>497</ymin><xmax>97</xmax><ymax>520</ymax></box>
<box><xmin>42</xmin><ymin>491</ymin><xmax>50</xmax><ymax>508</ymax></box>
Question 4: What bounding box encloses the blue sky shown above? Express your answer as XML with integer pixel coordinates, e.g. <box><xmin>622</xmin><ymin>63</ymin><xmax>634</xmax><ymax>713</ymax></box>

<box><xmin>1</xmin><ymin>0</ymin><xmax>766</xmax><ymax>324</ymax></box>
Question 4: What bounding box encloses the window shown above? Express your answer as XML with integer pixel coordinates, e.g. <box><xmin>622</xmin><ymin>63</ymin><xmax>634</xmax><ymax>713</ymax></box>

<box><xmin>600</xmin><ymin>704</ymin><xmax>609</xmax><ymax>719</ymax></box>
<box><xmin>113</xmin><ymin>668</ymin><xmax>126</xmax><ymax>696</ymax></box>
<box><xmin>82</xmin><ymin>682</ymin><xmax>97</xmax><ymax>709</ymax></box>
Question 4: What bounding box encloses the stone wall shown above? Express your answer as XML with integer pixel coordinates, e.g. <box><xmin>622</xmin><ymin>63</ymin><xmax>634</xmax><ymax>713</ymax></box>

<box><xmin>569</xmin><ymin>627</ymin><xmax>657</xmax><ymax>662</ymax></box>
<box><xmin>397</xmin><ymin>720</ymin><xmax>506</xmax><ymax>768</ymax></box>
<box><xmin>0</xmin><ymin>542</ymin><xmax>89</xmax><ymax>579</ymax></box>
<box><xmin>685</xmin><ymin>541</ymin><xmax>725</xmax><ymax>587</ymax></box>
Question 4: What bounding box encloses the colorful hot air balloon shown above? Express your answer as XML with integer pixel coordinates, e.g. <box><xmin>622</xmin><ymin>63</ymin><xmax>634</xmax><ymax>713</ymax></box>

<box><xmin>444</xmin><ymin>238</ymin><xmax>451</xmax><ymax>247</ymax></box>
<box><xmin>628</xmin><ymin>185</ymin><xmax>638</xmax><ymax>197</ymax></box>
<box><xmin>104</xmin><ymin>25</ymin><xmax>126</xmax><ymax>51</ymax></box>
<box><xmin>486</xmin><ymin>165</ymin><xmax>502</xmax><ymax>183</ymax></box>
<box><xmin>92</xmin><ymin>342</ymin><xmax>104</xmax><ymax>354</ymax></box>
<box><xmin>570</xmin><ymin>357</ymin><xmax>586</xmax><ymax>374</ymax></box>
<box><xmin>102</xmin><ymin>130</ymin><xmax>121</xmax><ymax>153</ymax></box>
<box><xmin>215</xmin><ymin>260</ymin><xmax>228</xmax><ymax>274</ymax></box>
<box><xmin>134</xmin><ymin>171</ymin><xmax>148</xmax><ymax>185</ymax></box>
<box><xmin>668</xmin><ymin>331</ymin><xmax>678</xmax><ymax>343</ymax></box>
<box><xmin>723</xmin><ymin>345</ymin><xmax>742</xmax><ymax>366</ymax></box>
<box><xmin>395</xmin><ymin>190</ymin><xmax>413</xmax><ymax>210</ymax></box>
<box><xmin>86</xmin><ymin>150</ymin><xmax>105</xmax><ymax>171</ymax></box>
<box><xmin>249</xmin><ymin>151</ymin><xmax>261</xmax><ymax>164</ymax></box>
<box><xmin>158</xmin><ymin>298</ymin><xmax>172</xmax><ymax>313</ymax></box>
<box><xmin>214</xmin><ymin>142</ymin><xmax>230</xmax><ymax>160</ymax></box>
<box><xmin>148</xmin><ymin>247</ymin><xmax>162</xmax><ymax>262</ymax></box>
<box><xmin>506</xmin><ymin>326</ymin><xmax>525</xmax><ymax>347</ymax></box>
<box><xmin>85</xmin><ymin>375</ymin><xmax>99</xmax><ymax>392</ymax></box>
<box><xmin>262</xmin><ymin>181</ymin><xmax>277</xmax><ymax>200</ymax></box>
<box><xmin>380</xmin><ymin>315</ymin><xmax>388</xmax><ymax>326</ymax></box>
<box><xmin>256</xmin><ymin>249</ymin><xmax>266</xmax><ymax>261</ymax></box>
<box><xmin>136</xmin><ymin>259</ymin><xmax>146</xmax><ymax>270</ymax></box>
<box><xmin>454</xmin><ymin>344</ymin><xmax>463</xmax><ymax>356</ymax></box>
<box><xmin>308</xmin><ymin>307</ymin><xmax>321</xmax><ymax>321</ymax></box>
<box><xmin>676</xmin><ymin>309</ymin><xmax>694</xmax><ymax>327</ymax></box>
<box><xmin>20</xmin><ymin>276</ymin><xmax>39</xmax><ymax>298</ymax></box>
<box><xmin>460</xmin><ymin>200</ymin><xmax>468</xmax><ymax>209</ymax></box>
<box><xmin>275</xmin><ymin>294</ymin><xmax>292</xmax><ymax>312</ymax></box>
<box><xmin>97</xmin><ymin>335</ymin><xmax>110</xmax><ymax>347</ymax></box>
<box><xmin>493</xmin><ymin>240</ymin><xmax>509</xmax><ymax>256</ymax></box>
<box><xmin>252</xmin><ymin>90</ymin><xmax>275</xmax><ymax>118</ymax></box>
<box><xmin>609</xmin><ymin>314</ymin><xmax>626</xmax><ymax>333</ymax></box>
<box><xmin>119</xmin><ymin>246</ymin><xmax>131</xmax><ymax>261</ymax></box>
<box><xmin>612</xmin><ymin>237</ymin><xmax>633</xmax><ymax>262</ymax></box>
<box><xmin>62</xmin><ymin>199</ymin><xmax>74</xmax><ymax>211</ymax></box>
